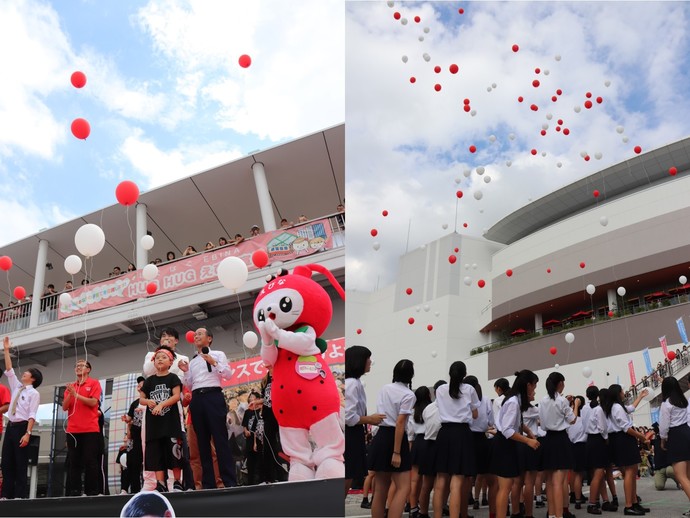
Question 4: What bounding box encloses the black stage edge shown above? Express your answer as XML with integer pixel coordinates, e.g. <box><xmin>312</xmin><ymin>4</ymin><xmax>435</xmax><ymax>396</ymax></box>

<box><xmin>0</xmin><ymin>478</ymin><xmax>344</xmax><ymax>517</ymax></box>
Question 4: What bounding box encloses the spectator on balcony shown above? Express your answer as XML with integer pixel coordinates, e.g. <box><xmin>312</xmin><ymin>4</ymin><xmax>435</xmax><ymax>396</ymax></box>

<box><xmin>298</xmin><ymin>215</ymin><xmax>308</xmax><ymax>223</ymax></box>
<box><xmin>336</xmin><ymin>202</ymin><xmax>345</xmax><ymax>228</ymax></box>
<box><xmin>153</xmin><ymin>258</ymin><xmax>163</xmax><ymax>265</ymax></box>
<box><xmin>81</xmin><ymin>278</ymin><xmax>90</xmax><ymax>286</ymax></box>
<box><xmin>41</xmin><ymin>284</ymin><xmax>58</xmax><ymax>312</ymax></box>
<box><xmin>205</xmin><ymin>242</ymin><xmax>215</xmax><ymax>251</ymax></box>
<box><xmin>683</xmin><ymin>346</ymin><xmax>689</xmax><ymax>366</ymax></box>
<box><xmin>232</xmin><ymin>234</ymin><xmax>244</xmax><ymax>245</ymax></box>
<box><xmin>642</xmin><ymin>376</ymin><xmax>649</xmax><ymax>388</ymax></box>
<box><xmin>183</xmin><ymin>246</ymin><xmax>197</xmax><ymax>257</ymax></box>
<box><xmin>280</xmin><ymin>218</ymin><xmax>291</xmax><ymax>229</ymax></box>
<box><xmin>218</xmin><ymin>237</ymin><xmax>228</xmax><ymax>247</ymax></box>
<box><xmin>113</xmin><ymin>266</ymin><xmax>123</xmax><ymax>277</ymax></box>
<box><xmin>250</xmin><ymin>225</ymin><xmax>261</xmax><ymax>237</ymax></box>
<box><xmin>64</xmin><ymin>281</ymin><xmax>73</xmax><ymax>292</ymax></box>
<box><xmin>127</xmin><ymin>263</ymin><xmax>136</xmax><ymax>273</ymax></box>
<box><xmin>166</xmin><ymin>251</ymin><xmax>176</xmax><ymax>262</ymax></box>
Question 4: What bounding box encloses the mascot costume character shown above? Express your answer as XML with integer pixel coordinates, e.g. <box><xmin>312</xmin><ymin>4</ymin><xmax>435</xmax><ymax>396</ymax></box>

<box><xmin>253</xmin><ymin>263</ymin><xmax>345</xmax><ymax>480</ymax></box>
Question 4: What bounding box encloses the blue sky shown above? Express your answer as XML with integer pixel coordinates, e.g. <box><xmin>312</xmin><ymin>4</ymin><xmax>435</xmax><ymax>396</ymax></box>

<box><xmin>0</xmin><ymin>0</ymin><xmax>344</xmax><ymax>246</ymax></box>
<box><xmin>346</xmin><ymin>1</ymin><xmax>690</xmax><ymax>290</ymax></box>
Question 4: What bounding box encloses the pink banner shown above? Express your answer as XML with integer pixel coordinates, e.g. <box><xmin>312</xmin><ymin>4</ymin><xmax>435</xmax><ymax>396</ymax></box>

<box><xmin>659</xmin><ymin>335</ymin><xmax>668</xmax><ymax>357</ymax></box>
<box><xmin>222</xmin><ymin>337</ymin><xmax>344</xmax><ymax>388</ymax></box>
<box><xmin>628</xmin><ymin>360</ymin><xmax>637</xmax><ymax>386</ymax></box>
<box><xmin>59</xmin><ymin>219</ymin><xmax>336</xmax><ymax>318</ymax></box>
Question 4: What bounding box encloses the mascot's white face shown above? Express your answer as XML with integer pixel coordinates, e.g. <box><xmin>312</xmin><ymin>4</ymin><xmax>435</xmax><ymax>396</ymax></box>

<box><xmin>254</xmin><ymin>287</ymin><xmax>305</xmax><ymax>330</ymax></box>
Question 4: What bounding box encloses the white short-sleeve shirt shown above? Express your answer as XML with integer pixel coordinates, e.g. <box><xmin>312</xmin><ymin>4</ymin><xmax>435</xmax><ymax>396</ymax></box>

<box><xmin>436</xmin><ymin>383</ymin><xmax>480</xmax><ymax>424</ymax></box>
<box><xmin>423</xmin><ymin>402</ymin><xmax>442</xmax><ymax>440</ymax></box>
<box><xmin>345</xmin><ymin>377</ymin><xmax>367</xmax><ymax>428</ymax></box>
<box><xmin>376</xmin><ymin>382</ymin><xmax>416</xmax><ymax>427</ymax></box>
<box><xmin>659</xmin><ymin>400</ymin><xmax>690</xmax><ymax>440</ymax></box>
<box><xmin>538</xmin><ymin>393</ymin><xmax>575</xmax><ymax>431</ymax></box>
<box><xmin>470</xmin><ymin>396</ymin><xmax>493</xmax><ymax>433</ymax></box>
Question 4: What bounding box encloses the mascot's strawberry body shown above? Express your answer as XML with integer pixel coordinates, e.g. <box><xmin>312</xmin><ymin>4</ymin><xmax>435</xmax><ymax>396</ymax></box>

<box><xmin>253</xmin><ymin>265</ymin><xmax>345</xmax><ymax>480</ymax></box>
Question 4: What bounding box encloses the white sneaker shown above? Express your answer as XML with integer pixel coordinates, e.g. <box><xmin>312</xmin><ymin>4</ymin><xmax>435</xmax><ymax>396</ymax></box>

<box><xmin>120</xmin><ymin>490</ymin><xmax>128</xmax><ymax>495</ymax></box>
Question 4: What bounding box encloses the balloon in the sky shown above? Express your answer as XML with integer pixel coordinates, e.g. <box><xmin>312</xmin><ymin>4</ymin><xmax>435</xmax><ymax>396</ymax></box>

<box><xmin>74</xmin><ymin>224</ymin><xmax>105</xmax><ymax>257</ymax></box>
<box><xmin>70</xmin><ymin>71</ymin><xmax>87</xmax><ymax>88</ymax></box>
<box><xmin>64</xmin><ymin>255</ymin><xmax>82</xmax><ymax>275</ymax></box>
<box><xmin>238</xmin><ymin>54</ymin><xmax>252</xmax><ymax>68</ymax></box>
<box><xmin>115</xmin><ymin>181</ymin><xmax>140</xmax><ymax>206</ymax></box>
<box><xmin>565</xmin><ymin>332</ymin><xmax>575</xmax><ymax>344</ymax></box>
<box><xmin>71</xmin><ymin>118</ymin><xmax>91</xmax><ymax>140</ymax></box>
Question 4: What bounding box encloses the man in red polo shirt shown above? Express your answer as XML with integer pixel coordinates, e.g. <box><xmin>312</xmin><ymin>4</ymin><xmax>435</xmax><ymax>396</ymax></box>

<box><xmin>62</xmin><ymin>359</ymin><xmax>102</xmax><ymax>496</ymax></box>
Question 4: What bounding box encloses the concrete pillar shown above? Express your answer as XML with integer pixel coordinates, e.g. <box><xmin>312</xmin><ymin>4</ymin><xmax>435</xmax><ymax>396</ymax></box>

<box><xmin>251</xmin><ymin>162</ymin><xmax>277</xmax><ymax>232</ymax></box>
<box><xmin>136</xmin><ymin>204</ymin><xmax>148</xmax><ymax>269</ymax></box>
<box><xmin>29</xmin><ymin>239</ymin><xmax>49</xmax><ymax>328</ymax></box>
<box><xmin>608</xmin><ymin>288</ymin><xmax>618</xmax><ymax>313</ymax></box>
<box><xmin>534</xmin><ymin>312</ymin><xmax>543</xmax><ymax>333</ymax></box>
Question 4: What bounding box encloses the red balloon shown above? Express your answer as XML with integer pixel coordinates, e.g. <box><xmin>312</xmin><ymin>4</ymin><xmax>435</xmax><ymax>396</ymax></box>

<box><xmin>427</xmin><ymin>325</ymin><xmax>433</xmax><ymax>331</ymax></box>
<box><xmin>551</xmin><ymin>96</ymin><xmax>557</xmax><ymax>102</ymax></box>
<box><xmin>634</xmin><ymin>145</ymin><xmax>642</xmax><ymax>154</ymax></box>
<box><xmin>541</xmin><ymin>130</ymin><xmax>547</xmax><ymax>136</ymax></box>
<box><xmin>547</xmin><ymin>268</ymin><xmax>552</xmax><ymax>273</ymax></box>
<box><xmin>410</xmin><ymin>77</ymin><xmax>416</xmax><ymax>84</ymax></box>
<box><xmin>458</xmin><ymin>8</ymin><xmax>464</xmax><ymax>14</ymax></box>
<box><xmin>70</xmin><ymin>71</ymin><xmax>87</xmax><ymax>88</ymax></box>
<box><xmin>434</xmin><ymin>84</ymin><xmax>442</xmax><ymax>92</ymax></box>
<box><xmin>0</xmin><ymin>256</ymin><xmax>12</xmax><ymax>271</ymax></box>
<box><xmin>356</xmin><ymin>328</ymin><xmax>362</xmax><ymax>335</ymax></box>
<box><xmin>463</xmin><ymin>105</ymin><xmax>471</xmax><ymax>112</ymax></box>
<box><xmin>252</xmin><ymin>249</ymin><xmax>269</xmax><ymax>268</ymax></box>
<box><xmin>517</xmin><ymin>96</ymin><xmax>524</xmax><ymax>103</ymax></box>
<box><xmin>370</xmin><ymin>229</ymin><xmax>378</xmax><ymax>237</ymax></box>
<box><xmin>463</xmin><ymin>98</ymin><xmax>470</xmax><ymax>105</ymax></box>
<box><xmin>454</xmin><ymin>248</ymin><xmax>459</xmax><ymax>253</ymax></box>
<box><xmin>414</xmin><ymin>15</ymin><xmax>421</xmax><ymax>23</ymax></box>
<box><xmin>146</xmin><ymin>282</ymin><xmax>158</xmax><ymax>295</ymax></box>
<box><xmin>239</xmin><ymin>54</ymin><xmax>252</xmax><ymax>68</ymax></box>
<box><xmin>532</xmin><ymin>79</ymin><xmax>540</xmax><ymax>88</ymax></box>
<box><xmin>382</xmin><ymin>210</ymin><xmax>389</xmax><ymax>216</ymax></box>
<box><xmin>549</xmin><ymin>346</ymin><xmax>557</xmax><ymax>355</ymax></box>
<box><xmin>586</xmin><ymin>92</ymin><xmax>592</xmax><ymax>98</ymax></box>
<box><xmin>557</xmin><ymin>119</ymin><xmax>564</xmax><ymax>125</ymax></box>
<box><xmin>535</xmin><ymin>68</ymin><xmax>541</xmax><ymax>74</ymax></box>
<box><xmin>462</xmin><ymin>223</ymin><xmax>468</xmax><ymax>228</ymax></box>
<box><xmin>531</xmin><ymin>149</ymin><xmax>537</xmax><ymax>155</ymax></box>
<box><xmin>393</xmin><ymin>11</ymin><xmax>401</xmax><ymax>19</ymax></box>
<box><xmin>608</xmin><ymin>311</ymin><xmax>614</xmax><ymax>318</ymax></box>
<box><xmin>530</xmin><ymin>104</ymin><xmax>538</xmax><ymax>111</ymax></box>
<box><xmin>408</xmin><ymin>317</ymin><xmax>415</xmax><ymax>325</ymax></box>
<box><xmin>456</xmin><ymin>190</ymin><xmax>463</xmax><ymax>198</ymax></box>
<box><xmin>584</xmin><ymin>100</ymin><xmax>593</xmax><ymax>109</ymax></box>
<box><xmin>186</xmin><ymin>330</ymin><xmax>195</xmax><ymax>343</ymax></box>
<box><xmin>584</xmin><ymin>155</ymin><xmax>590</xmax><ymax>161</ymax></box>
<box><xmin>115</xmin><ymin>180</ymin><xmax>139</xmax><ymax>206</ymax></box>
<box><xmin>668</xmin><ymin>351</ymin><xmax>676</xmax><ymax>361</ymax></box>
<box><xmin>469</xmin><ymin>145</ymin><xmax>476</xmax><ymax>153</ymax></box>
<box><xmin>477</xmin><ymin>279</ymin><xmax>486</xmax><ymax>288</ymax></box>
<box><xmin>13</xmin><ymin>286</ymin><xmax>26</xmax><ymax>300</ymax></box>
<box><xmin>506</xmin><ymin>269</ymin><xmax>513</xmax><ymax>277</ymax></box>
<box><xmin>669</xmin><ymin>166</ymin><xmax>678</xmax><ymax>176</ymax></box>
<box><xmin>579</xmin><ymin>262</ymin><xmax>586</xmax><ymax>269</ymax></box>
<box><xmin>563</xmin><ymin>128</ymin><xmax>570</xmax><ymax>135</ymax></box>
<box><xmin>593</xmin><ymin>190</ymin><xmax>600</xmax><ymax>198</ymax></box>
<box><xmin>596</xmin><ymin>96</ymin><xmax>603</xmax><ymax>104</ymax></box>
<box><xmin>512</xmin><ymin>44</ymin><xmax>519</xmax><ymax>52</ymax></box>
<box><xmin>71</xmin><ymin>118</ymin><xmax>90</xmax><ymax>140</ymax></box>
<box><xmin>448</xmin><ymin>255</ymin><xmax>457</xmax><ymax>264</ymax></box>
<box><xmin>406</xmin><ymin>288</ymin><xmax>413</xmax><ymax>295</ymax></box>
<box><xmin>434</xmin><ymin>65</ymin><xmax>441</xmax><ymax>73</ymax></box>
<box><xmin>556</xmin><ymin>126</ymin><xmax>561</xmax><ymax>132</ymax></box>
<box><xmin>449</xmin><ymin>64</ymin><xmax>459</xmax><ymax>74</ymax></box>
<box><xmin>556</xmin><ymin>89</ymin><xmax>563</xmax><ymax>95</ymax></box>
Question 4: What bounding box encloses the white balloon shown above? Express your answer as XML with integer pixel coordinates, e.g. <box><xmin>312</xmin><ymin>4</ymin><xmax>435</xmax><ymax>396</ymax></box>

<box><xmin>594</xmin><ymin>152</ymin><xmax>603</xmax><ymax>160</ymax></box>
<box><xmin>59</xmin><ymin>292</ymin><xmax>72</xmax><ymax>307</ymax></box>
<box><xmin>555</xmin><ymin>54</ymin><xmax>561</xmax><ymax>61</ymax></box>
<box><xmin>140</xmin><ymin>235</ymin><xmax>154</xmax><ymax>251</ymax></box>
<box><xmin>442</xmin><ymin>223</ymin><xmax>448</xmax><ymax>229</ymax></box>
<box><xmin>582</xmin><ymin>366</ymin><xmax>592</xmax><ymax>378</ymax></box>
<box><xmin>463</xmin><ymin>276</ymin><xmax>472</xmax><ymax>286</ymax></box>
<box><xmin>506</xmin><ymin>160</ymin><xmax>512</xmax><ymax>167</ymax></box>
<box><xmin>476</xmin><ymin>166</ymin><xmax>485</xmax><ymax>175</ymax></box>
<box><xmin>543</xmin><ymin>69</ymin><xmax>550</xmax><ymax>76</ymax></box>
<box><xmin>574</xmin><ymin>105</ymin><xmax>581</xmax><ymax>113</ymax></box>
<box><xmin>423</xmin><ymin>27</ymin><xmax>430</xmax><ymax>34</ymax></box>
<box><xmin>387</xmin><ymin>0</ymin><xmax>394</xmax><ymax>6</ymax></box>
<box><xmin>142</xmin><ymin>263</ymin><xmax>158</xmax><ymax>281</ymax></box>
<box><xmin>431</xmin><ymin>351</ymin><xmax>438</xmax><ymax>358</ymax></box>
<box><xmin>565</xmin><ymin>332</ymin><xmax>575</xmax><ymax>344</ymax></box>
<box><xmin>556</xmin><ymin>162</ymin><xmax>562</xmax><ymax>168</ymax></box>
<box><xmin>217</xmin><ymin>257</ymin><xmax>249</xmax><ymax>290</ymax></box>
<box><xmin>483</xmin><ymin>176</ymin><xmax>491</xmax><ymax>183</ymax></box>
<box><xmin>473</xmin><ymin>191</ymin><xmax>483</xmax><ymax>200</ymax></box>
<box><xmin>463</xmin><ymin>169</ymin><xmax>472</xmax><ymax>178</ymax></box>
<box><xmin>541</xmin><ymin>151</ymin><xmax>547</xmax><ymax>157</ymax></box>
<box><xmin>415</xmin><ymin>306</ymin><xmax>421</xmax><ymax>313</ymax></box>
<box><xmin>604</xmin><ymin>80</ymin><xmax>611</xmax><ymax>87</ymax></box>
<box><xmin>542</xmin><ymin>123</ymin><xmax>549</xmax><ymax>130</ymax></box>
<box><xmin>455</xmin><ymin>177</ymin><xmax>462</xmax><ymax>184</ymax></box>
<box><xmin>508</xmin><ymin>133</ymin><xmax>516</xmax><ymax>141</ymax></box>
<box><xmin>243</xmin><ymin>331</ymin><xmax>258</xmax><ymax>349</ymax></box>
<box><xmin>555</xmin><ymin>363</ymin><xmax>560</xmax><ymax>369</ymax></box>
<box><xmin>64</xmin><ymin>254</ymin><xmax>82</xmax><ymax>275</ymax></box>
<box><xmin>680</xmin><ymin>276</ymin><xmax>688</xmax><ymax>285</ymax></box>
<box><xmin>434</xmin><ymin>311</ymin><xmax>440</xmax><ymax>317</ymax></box>
<box><xmin>423</xmin><ymin>304</ymin><xmax>430</xmax><ymax>312</ymax></box>
<box><xmin>470</xmin><ymin>109</ymin><xmax>477</xmax><ymax>116</ymax></box>
<box><xmin>617</xmin><ymin>286</ymin><xmax>626</xmax><ymax>297</ymax></box>
<box><xmin>616</xmin><ymin>126</ymin><xmax>625</xmax><ymax>134</ymax></box>
<box><xmin>373</xmin><ymin>242</ymin><xmax>380</xmax><ymax>251</ymax></box>
<box><xmin>487</xmin><ymin>86</ymin><xmax>492</xmax><ymax>92</ymax></box>
<box><xmin>600</xmin><ymin>216</ymin><xmax>609</xmax><ymax>227</ymax></box>
<box><xmin>489</xmin><ymin>135</ymin><xmax>497</xmax><ymax>143</ymax></box>
<box><xmin>580</xmin><ymin>150</ymin><xmax>588</xmax><ymax>158</ymax></box>
<box><xmin>464</xmin><ymin>264</ymin><xmax>470</xmax><ymax>270</ymax></box>
<box><xmin>402</xmin><ymin>55</ymin><xmax>408</xmax><ymax>63</ymax></box>
<box><xmin>622</xmin><ymin>136</ymin><xmax>629</xmax><ymax>143</ymax></box>
<box><xmin>423</xmin><ymin>53</ymin><xmax>430</xmax><ymax>62</ymax></box>
<box><xmin>472</xmin><ymin>263</ymin><xmax>477</xmax><ymax>270</ymax></box>
<box><xmin>74</xmin><ymin>224</ymin><xmax>105</xmax><ymax>257</ymax></box>
<box><xmin>586</xmin><ymin>284</ymin><xmax>596</xmax><ymax>295</ymax></box>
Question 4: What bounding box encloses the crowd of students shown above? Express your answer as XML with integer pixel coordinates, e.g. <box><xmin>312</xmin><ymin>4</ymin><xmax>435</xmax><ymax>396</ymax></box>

<box><xmin>345</xmin><ymin>347</ymin><xmax>690</xmax><ymax>518</ymax></box>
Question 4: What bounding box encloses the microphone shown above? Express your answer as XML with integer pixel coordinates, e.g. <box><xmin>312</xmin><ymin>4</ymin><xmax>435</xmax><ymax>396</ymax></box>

<box><xmin>201</xmin><ymin>346</ymin><xmax>212</xmax><ymax>372</ymax></box>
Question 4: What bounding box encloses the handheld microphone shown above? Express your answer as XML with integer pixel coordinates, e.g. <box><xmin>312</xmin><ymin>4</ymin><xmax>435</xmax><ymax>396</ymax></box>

<box><xmin>201</xmin><ymin>346</ymin><xmax>212</xmax><ymax>372</ymax></box>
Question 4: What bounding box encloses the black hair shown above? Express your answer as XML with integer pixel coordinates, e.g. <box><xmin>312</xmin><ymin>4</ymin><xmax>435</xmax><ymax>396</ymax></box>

<box><xmin>433</xmin><ymin>379</ymin><xmax>447</xmax><ymax>391</ymax></box>
<box><xmin>545</xmin><ymin>371</ymin><xmax>565</xmax><ymax>399</ymax></box>
<box><xmin>136</xmin><ymin>376</ymin><xmax>145</xmax><ymax>384</ymax></box>
<box><xmin>574</xmin><ymin>395</ymin><xmax>585</xmax><ymax>409</ymax></box>
<box><xmin>662</xmin><ymin>376</ymin><xmax>689</xmax><ymax>408</ymax></box>
<box><xmin>160</xmin><ymin>327</ymin><xmax>179</xmax><ymax>340</ymax></box>
<box><xmin>463</xmin><ymin>375</ymin><xmax>483</xmax><ymax>401</ymax></box>
<box><xmin>28</xmin><ymin>368</ymin><xmax>43</xmax><ymax>388</ymax></box>
<box><xmin>448</xmin><ymin>361</ymin><xmax>468</xmax><ymax>399</ymax></box>
<box><xmin>503</xmin><ymin>370</ymin><xmax>539</xmax><ymax>412</ymax></box>
<box><xmin>167</xmin><ymin>251</ymin><xmax>175</xmax><ymax>260</ymax></box>
<box><xmin>154</xmin><ymin>345</ymin><xmax>177</xmax><ymax>359</ymax></box>
<box><xmin>602</xmin><ymin>384</ymin><xmax>626</xmax><ymax>417</ymax></box>
<box><xmin>250</xmin><ymin>391</ymin><xmax>262</xmax><ymax>400</ymax></box>
<box><xmin>345</xmin><ymin>346</ymin><xmax>372</xmax><ymax>379</ymax></box>
<box><xmin>76</xmin><ymin>359</ymin><xmax>92</xmax><ymax>370</ymax></box>
<box><xmin>494</xmin><ymin>377</ymin><xmax>510</xmax><ymax>395</ymax></box>
<box><xmin>392</xmin><ymin>359</ymin><xmax>414</xmax><ymax>389</ymax></box>
<box><xmin>120</xmin><ymin>491</ymin><xmax>174</xmax><ymax>517</ymax></box>
<box><xmin>413</xmin><ymin>386</ymin><xmax>432</xmax><ymax>424</ymax></box>
<box><xmin>586</xmin><ymin>385</ymin><xmax>600</xmax><ymax>408</ymax></box>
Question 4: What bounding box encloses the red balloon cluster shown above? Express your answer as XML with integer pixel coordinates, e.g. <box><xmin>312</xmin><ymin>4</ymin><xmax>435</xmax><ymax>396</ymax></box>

<box><xmin>146</xmin><ymin>282</ymin><xmax>157</xmax><ymax>295</ymax></box>
<box><xmin>13</xmin><ymin>286</ymin><xmax>26</xmax><ymax>300</ymax></box>
<box><xmin>70</xmin><ymin>71</ymin><xmax>87</xmax><ymax>88</ymax></box>
<box><xmin>186</xmin><ymin>330</ymin><xmax>196</xmax><ymax>343</ymax></box>
<box><xmin>116</xmin><ymin>180</ymin><xmax>140</xmax><ymax>206</ymax></box>
<box><xmin>251</xmin><ymin>250</ymin><xmax>269</xmax><ymax>268</ymax></box>
<box><xmin>0</xmin><ymin>256</ymin><xmax>12</xmax><ymax>271</ymax></box>
<box><xmin>71</xmin><ymin>118</ymin><xmax>90</xmax><ymax>140</ymax></box>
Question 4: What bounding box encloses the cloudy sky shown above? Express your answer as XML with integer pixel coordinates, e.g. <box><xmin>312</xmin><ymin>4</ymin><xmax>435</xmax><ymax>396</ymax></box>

<box><xmin>346</xmin><ymin>1</ymin><xmax>690</xmax><ymax>291</ymax></box>
<box><xmin>0</xmin><ymin>0</ymin><xmax>343</xmax><ymax>246</ymax></box>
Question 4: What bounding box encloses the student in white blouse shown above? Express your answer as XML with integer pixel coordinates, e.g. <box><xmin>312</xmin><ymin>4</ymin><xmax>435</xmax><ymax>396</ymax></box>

<box><xmin>368</xmin><ymin>359</ymin><xmax>416</xmax><ymax>518</ymax></box>
<box><xmin>567</xmin><ymin>395</ymin><xmax>588</xmax><ymax>510</ymax></box>
<box><xmin>492</xmin><ymin>378</ymin><xmax>510</xmax><ymax>425</ymax></box>
<box><xmin>538</xmin><ymin>372</ymin><xmax>577</xmax><ymax>518</ymax></box>
<box><xmin>602</xmin><ymin>384</ymin><xmax>649</xmax><ymax>516</ymax></box>
<box><xmin>417</xmin><ymin>380</ymin><xmax>446</xmax><ymax>518</ymax></box>
<box><xmin>408</xmin><ymin>386</ymin><xmax>432</xmax><ymax>518</ymax></box>
<box><xmin>490</xmin><ymin>370</ymin><xmax>540</xmax><ymax>518</ymax></box>
<box><xmin>659</xmin><ymin>377</ymin><xmax>690</xmax><ymax>516</ymax></box>
<box><xmin>584</xmin><ymin>386</ymin><xmax>612</xmax><ymax>514</ymax></box>
<box><xmin>433</xmin><ymin>362</ymin><xmax>480</xmax><ymax>518</ymax></box>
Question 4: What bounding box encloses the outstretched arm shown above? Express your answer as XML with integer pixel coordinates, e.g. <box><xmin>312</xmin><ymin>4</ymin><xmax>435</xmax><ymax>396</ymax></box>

<box><xmin>3</xmin><ymin>336</ymin><xmax>12</xmax><ymax>372</ymax></box>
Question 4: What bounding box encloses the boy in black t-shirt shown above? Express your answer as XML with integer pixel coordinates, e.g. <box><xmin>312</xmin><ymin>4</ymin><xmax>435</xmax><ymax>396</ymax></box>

<box><xmin>140</xmin><ymin>346</ymin><xmax>183</xmax><ymax>493</ymax></box>
<box><xmin>122</xmin><ymin>375</ymin><xmax>146</xmax><ymax>493</ymax></box>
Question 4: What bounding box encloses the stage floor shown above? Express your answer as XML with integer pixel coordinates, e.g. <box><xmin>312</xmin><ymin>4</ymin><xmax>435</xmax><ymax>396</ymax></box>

<box><xmin>0</xmin><ymin>478</ymin><xmax>343</xmax><ymax>517</ymax></box>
